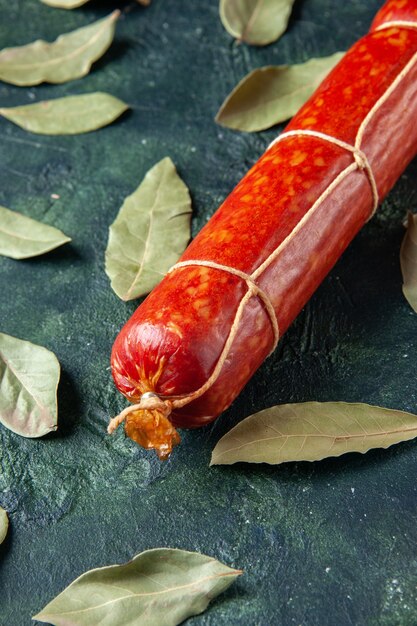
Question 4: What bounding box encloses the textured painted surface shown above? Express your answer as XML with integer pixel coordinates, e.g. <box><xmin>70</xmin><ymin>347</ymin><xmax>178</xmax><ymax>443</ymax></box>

<box><xmin>1</xmin><ymin>1</ymin><xmax>417</xmax><ymax>625</ymax></box>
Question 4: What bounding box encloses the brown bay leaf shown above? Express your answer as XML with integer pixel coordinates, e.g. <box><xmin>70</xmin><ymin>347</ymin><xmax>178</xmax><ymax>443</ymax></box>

<box><xmin>0</xmin><ymin>92</ymin><xmax>128</xmax><ymax>135</ymax></box>
<box><xmin>40</xmin><ymin>0</ymin><xmax>91</xmax><ymax>8</ymax></box>
<box><xmin>33</xmin><ymin>548</ymin><xmax>242</xmax><ymax>626</ymax></box>
<box><xmin>0</xmin><ymin>205</ymin><xmax>70</xmax><ymax>259</ymax></box>
<box><xmin>0</xmin><ymin>333</ymin><xmax>60</xmax><ymax>438</ymax></box>
<box><xmin>105</xmin><ymin>157</ymin><xmax>192</xmax><ymax>301</ymax></box>
<box><xmin>216</xmin><ymin>52</ymin><xmax>344</xmax><ymax>132</ymax></box>
<box><xmin>0</xmin><ymin>507</ymin><xmax>8</xmax><ymax>545</ymax></box>
<box><xmin>211</xmin><ymin>402</ymin><xmax>417</xmax><ymax>466</ymax></box>
<box><xmin>219</xmin><ymin>0</ymin><xmax>296</xmax><ymax>46</ymax></box>
<box><xmin>400</xmin><ymin>211</ymin><xmax>417</xmax><ymax>313</ymax></box>
<box><xmin>0</xmin><ymin>11</ymin><xmax>119</xmax><ymax>86</ymax></box>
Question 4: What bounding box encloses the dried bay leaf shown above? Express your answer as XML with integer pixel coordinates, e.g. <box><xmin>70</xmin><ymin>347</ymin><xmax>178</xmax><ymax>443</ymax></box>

<box><xmin>34</xmin><ymin>548</ymin><xmax>242</xmax><ymax>626</ymax></box>
<box><xmin>40</xmin><ymin>0</ymin><xmax>91</xmax><ymax>8</ymax></box>
<box><xmin>0</xmin><ymin>92</ymin><xmax>128</xmax><ymax>135</ymax></box>
<box><xmin>0</xmin><ymin>507</ymin><xmax>8</xmax><ymax>545</ymax></box>
<box><xmin>220</xmin><ymin>0</ymin><xmax>295</xmax><ymax>46</ymax></box>
<box><xmin>0</xmin><ymin>11</ymin><xmax>119</xmax><ymax>86</ymax></box>
<box><xmin>216</xmin><ymin>52</ymin><xmax>344</xmax><ymax>132</ymax></box>
<box><xmin>0</xmin><ymin>333</ymin><xmax>60</xmax><ymax>438</ymax></box>
<box><xmin>211</xmin><ymin>402</ymin><xmax>417</xmax><ymax>466</ymax></box>
<box><xmin>105</xmin><ymin>157</ymin><xmax>192</xmax><ymax>301</ymax></box>
<box><xmin>400</xmin><ymin>212</ymin><xmax>417</xmax><ymax>313</ymax></box>
<box><xmin>0</xmin><ymin>205</ymin><xmax>70</xmax><ymax>259</ymax></box>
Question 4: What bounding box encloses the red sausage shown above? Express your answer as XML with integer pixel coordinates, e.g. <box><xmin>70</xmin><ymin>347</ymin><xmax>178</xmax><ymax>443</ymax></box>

<box><xmin>110</xmin><ymin>0</ymin><xmax>417</xmax><ymax>458</ymax></box>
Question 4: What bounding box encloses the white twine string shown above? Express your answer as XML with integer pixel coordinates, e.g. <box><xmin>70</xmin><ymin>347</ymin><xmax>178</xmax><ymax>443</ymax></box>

<box><xmin>375</xmin><ymin>21</ymin><xmax>417</xmax><ymax>32</ymax></box>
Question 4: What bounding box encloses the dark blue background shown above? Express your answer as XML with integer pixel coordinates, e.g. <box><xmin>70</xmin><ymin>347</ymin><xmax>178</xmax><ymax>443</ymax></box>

<box><xmin>1</xmin><ymin>1</ymin><xmax>416</xmax><ymax>624</ymax></box>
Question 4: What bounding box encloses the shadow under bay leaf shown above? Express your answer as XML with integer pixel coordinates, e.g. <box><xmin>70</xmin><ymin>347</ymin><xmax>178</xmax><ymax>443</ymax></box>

<box><xmin>201</xmin><ymin>577</ymin><xmax>248</xmax><ymax>619</ymax></box>
<box><xmin>18</xmin><ymin>241</ymin><xmax>82</xmax><ymax>265</ymax></box>
<box><xmin>206</xmin><ymin>427</ymin><xmax>417</xmax><ymax>484</ymax></box>
<box><xmin>91</xmin><ymin>38</ymin><xmax>131</xmax><ymax>75</ymax></box>
<box><xmin>0</xmin><ymin>519</ymin><xmax>12</xmax><ymax>562</ymax></box>
<box><xmin>86</xmin><ymin>0</ymin><xmax>145</xmax><ymax>11</ymax></box>
<box><xmin>46</xmin><ymin>368</ymin><xmax>81</xmax><ymax>440</ymax></box>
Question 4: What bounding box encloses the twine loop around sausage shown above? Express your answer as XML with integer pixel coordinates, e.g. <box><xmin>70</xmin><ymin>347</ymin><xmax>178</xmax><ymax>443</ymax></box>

<box><xmin>268</xmin><ymin>129</ymin><xmax>379</xmax><ymax>219</ymax></box>
<box><xmin>169</xmin><ymin>259</ymin><xmax>280</xmax><ymax>352</ymax></box>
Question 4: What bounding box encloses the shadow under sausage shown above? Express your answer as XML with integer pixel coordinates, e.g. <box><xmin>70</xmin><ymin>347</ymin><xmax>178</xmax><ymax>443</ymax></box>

<box><xmin>199</xmin><ymin>190</ymin><xmax>416</xmax><ymax>476</ymax></box>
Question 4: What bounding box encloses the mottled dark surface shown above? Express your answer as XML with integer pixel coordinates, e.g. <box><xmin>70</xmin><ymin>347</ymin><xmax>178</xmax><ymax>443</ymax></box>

<box><xmin>1</xmin><ymin>1</ymin><xmax>417</xmax><ymax>625</ymax></box>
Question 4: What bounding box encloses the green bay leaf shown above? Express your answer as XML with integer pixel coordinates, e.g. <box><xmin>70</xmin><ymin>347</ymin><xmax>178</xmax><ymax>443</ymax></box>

<box><xmin>40</xmin><ymin>0</ymin><xmax>91</xmax><ymax>8</ymax></box>
<box><xmin>105</xmin><ymin>157</ymin><xmax>192</xmax><ymax>301</ymax></box>
<box><xmin>0</xmin><ymin>333</ymin><xmax>60</xmax><ymax>438</ymax></box>
<box><xmin>211</xmin><ymin>402</ymin><xmax>417</xmax><ymax>465</ymax></box>
<box><xmin>220</xmin><ymin>0</ymin><xmax>296</xmax><ymax>46</ymax></box>
<box><xmin>33</xmin><ymin>548</ymin><xmax>242</xmax><ymax>626</ymax></box>
<box><xmin>0</xmin><ymin>205</ymin><xmax>70</xmax><ymax>259</ymax></box>
<box><xmin>0</xmin><ymin>507</ymin><xmax>8</xmax><ymax>545</ymax></box>
<box><xmin>0</xmin><ymin>92</ymin><xmax>128</xmax><ymax>135</ymax></box>
<box><xmin>400</xmin><ymin>212</ymin><xmax>417</xmax><ymax>313</ymax></box>
<box><xmin>216</xmin><ymin>52</ymin><xmax>344</xmax><ymax>132</ymax></box>
<box><xmin>0</xmin><ymin>11</ymin><xmax>119</xmax><ymax>86</ymax></box>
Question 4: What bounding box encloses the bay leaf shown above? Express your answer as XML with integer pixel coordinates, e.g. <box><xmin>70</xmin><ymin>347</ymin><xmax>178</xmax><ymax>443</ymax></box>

<box><xmin>0</xmin><ymin>333</ymin><xmax>60</xmax><ymax>438</ymax></box>
<box><xmin>0</xmin><ymin>507</ymin><xmax>8</xmax><ymax>545</ymax></box>
<box><xmin>0</xmin><ymin>205</ymin><xmax>70</xmax><ymax>259</ymax></box>
<box><xmin>33</xmin><ymin>548</ymin><xmax>242</xmax><ymax>626</ymax></box>
<box><xmin>105</xmin><ymin>157</ymin><xmax>192</xmax><ymax>301</ymax></box>
<box><xmin>40</xmin><ymin>0</ymin><xmax>91</xmax><ymax>8</ymax></box>
<box><xmin>220</xmin><ymin>0</ymin><xmax>295</xmax><ymax>46</ymax></box>
<box><xmin>0</xmin><ymin>11</ymin><xmax>119</xmax><ymax>86</ymax></box>
<box><xmin>400</xmin><ymin>211</ymin><xmax>417</xmax><ymax>313</ymax></box>
<box><xmin>216</xmin><ymin>52</ymin><xmax>344</xmax><ymax>132</ymax></box>
<box><xmin>211</xmin><ymin>402</ymin><xmax>417</xmax><ymax>465</ymax></box>
<box><xmin>0</xmin><ymin>92</ymin><xmax>128</xmax><ymax>135</ymax></box>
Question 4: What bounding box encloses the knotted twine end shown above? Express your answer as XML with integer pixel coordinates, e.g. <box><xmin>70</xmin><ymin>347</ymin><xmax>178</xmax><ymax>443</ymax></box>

<box><xmin>108</xmin><ymin>392</ymin><xmax>180</xmax><ymax>460</ymax></box>
<box><xmin>353</xmin><ymin>151</ymin><xmax>366</xmax><ymax>170</ymax></box>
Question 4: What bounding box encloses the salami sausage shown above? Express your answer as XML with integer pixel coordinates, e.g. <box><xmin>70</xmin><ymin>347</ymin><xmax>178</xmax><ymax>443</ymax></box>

<box><xmin>110</xmin><ymin>0</ymin><xmax>417</xmax><ymax>458</ymax></box>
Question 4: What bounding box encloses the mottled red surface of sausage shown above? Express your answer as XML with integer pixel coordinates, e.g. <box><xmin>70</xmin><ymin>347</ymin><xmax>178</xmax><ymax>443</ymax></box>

<box><xmin>111</xmin><ymin>0</ymin><xmax>417</xmax><ymax>456</ymax></box>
